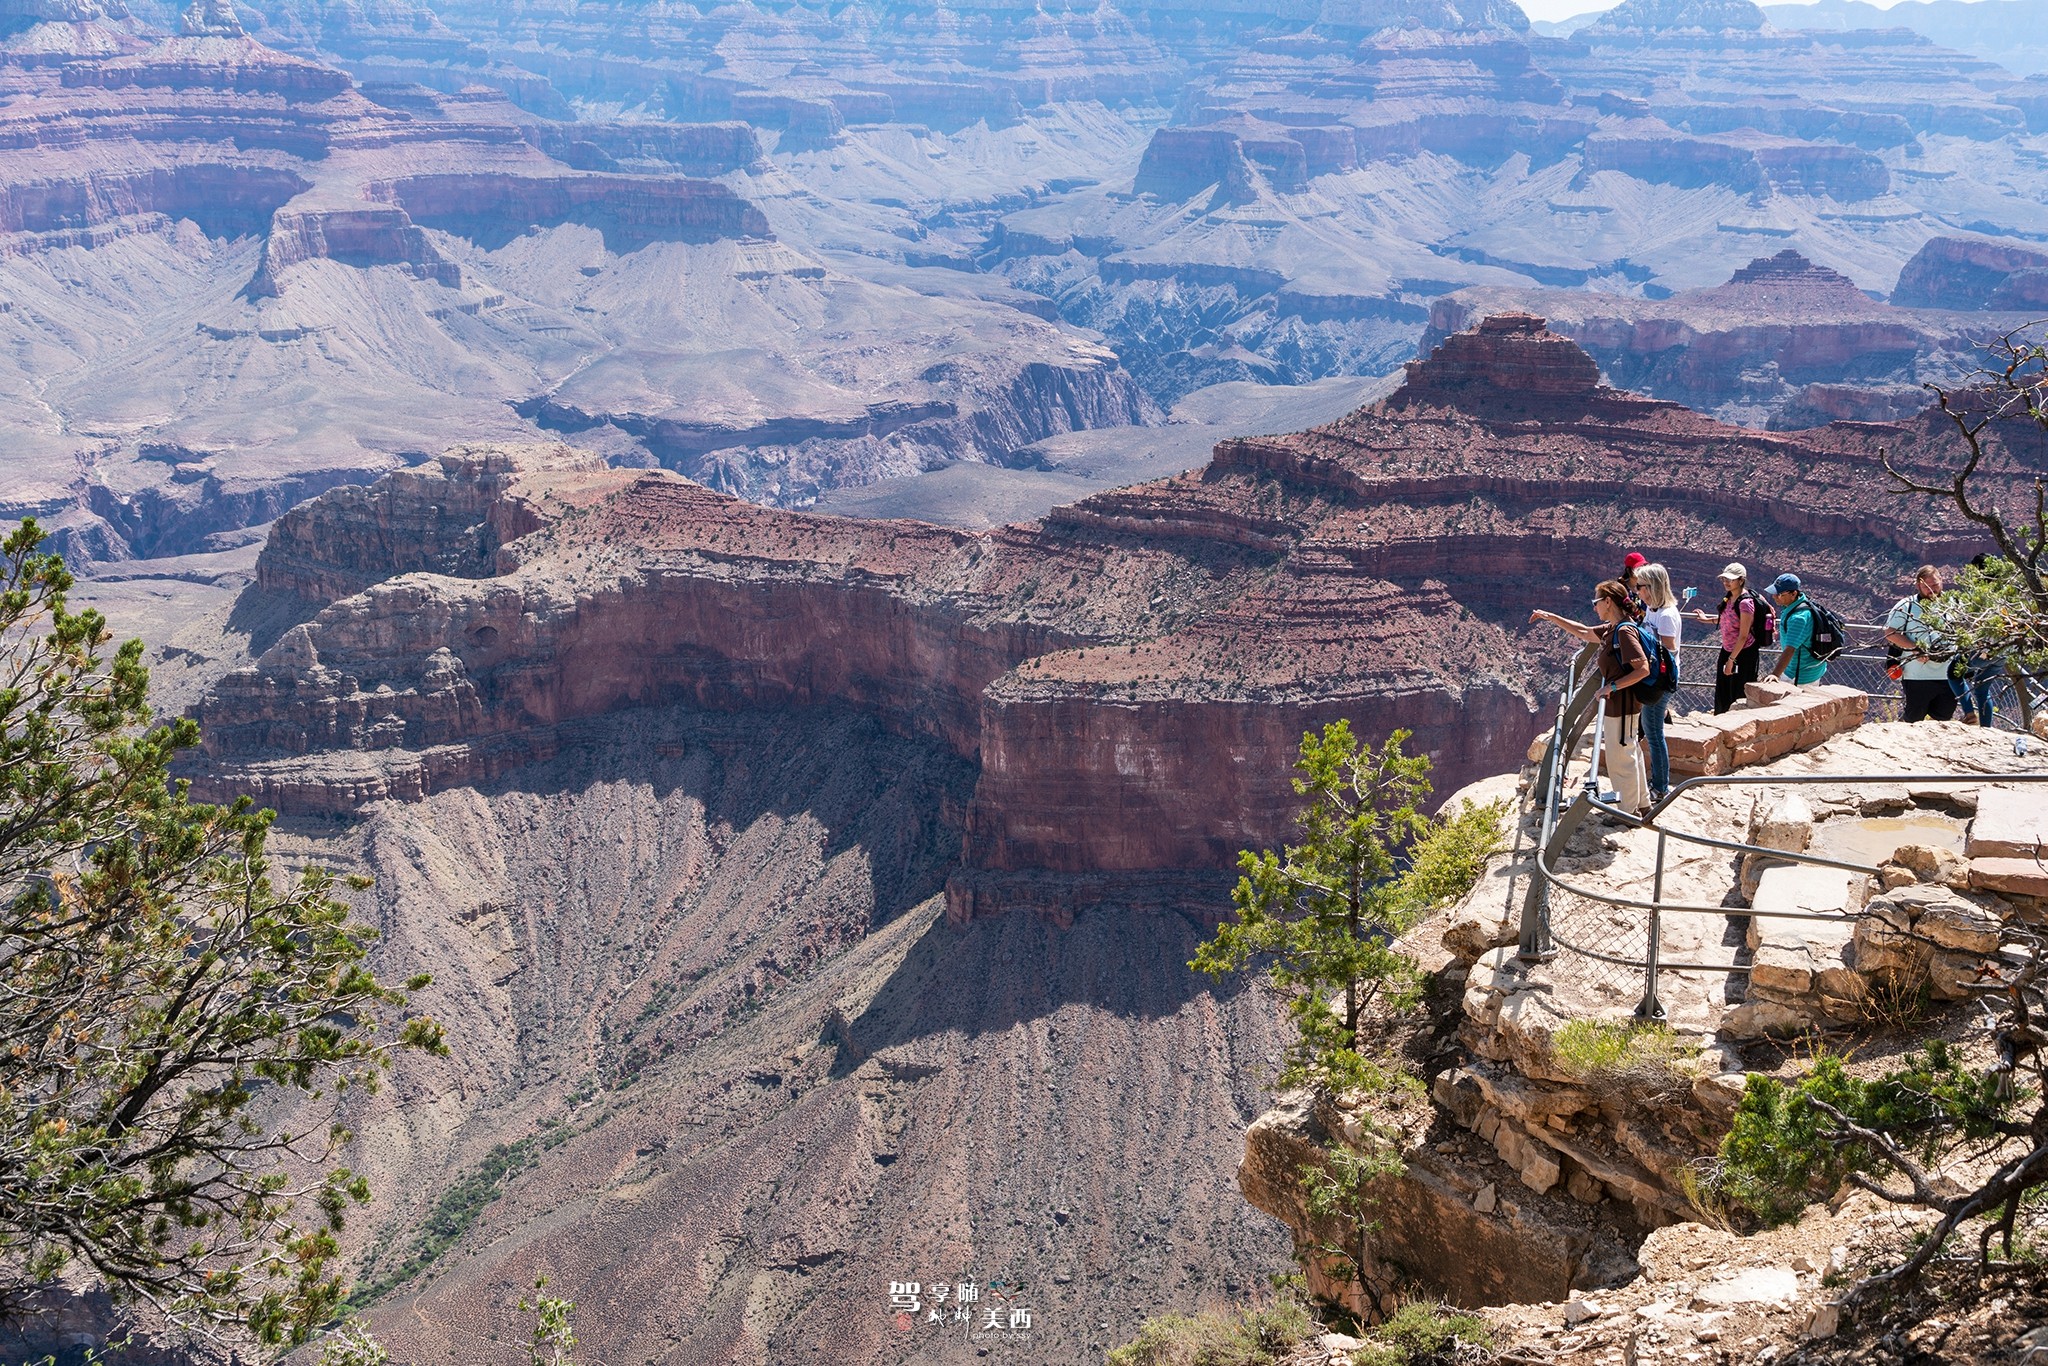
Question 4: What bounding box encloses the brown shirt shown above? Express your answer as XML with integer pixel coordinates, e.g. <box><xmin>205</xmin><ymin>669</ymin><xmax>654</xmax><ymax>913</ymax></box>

<box><xmin>1598</xmin><ymin>621</ymin><xmax>1648</xmax><ymax>718</ymax></box>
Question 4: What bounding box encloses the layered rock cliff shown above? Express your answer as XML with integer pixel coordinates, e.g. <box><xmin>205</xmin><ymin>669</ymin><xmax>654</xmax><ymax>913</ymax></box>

<box><xmin>187</xmin><ymin>318</ymin><xmax>2023</xmax><ymax>928</ymax></box>
<box><xmin>1893</xmin><ymin>234</ymin><xmax>2048</xmax><ymax>310</ymax></box>
<box><xmin>1428</xmin><ymin>252</ymin><xmax>2028</xmax><ymax>426</ymax></box>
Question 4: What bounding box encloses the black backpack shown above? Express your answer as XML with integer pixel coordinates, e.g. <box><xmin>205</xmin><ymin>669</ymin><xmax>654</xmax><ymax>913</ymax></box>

<box><xmin>1743</xmin><ymin>589</ymin><xmax>1778</xmax><ymax>649</ymax></box>
<box><xmin>1797</xmin><ymin>596</ymin><xmax>1849</xmax><ymax>662</ymax></box>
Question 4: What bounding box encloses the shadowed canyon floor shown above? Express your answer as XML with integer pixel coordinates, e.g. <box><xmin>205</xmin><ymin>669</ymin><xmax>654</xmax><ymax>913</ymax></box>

<box><xmin>271</xmin><ymin>707</ymin><xmax>1290</xmax><ymax>1366</ymax></box>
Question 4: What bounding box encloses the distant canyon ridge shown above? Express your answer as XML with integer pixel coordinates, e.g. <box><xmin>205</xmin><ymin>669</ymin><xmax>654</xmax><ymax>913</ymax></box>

<box><xmin>0</xmin><ymin>0</ymin><xmax>2045</xmax><ymax>567</ymax></box>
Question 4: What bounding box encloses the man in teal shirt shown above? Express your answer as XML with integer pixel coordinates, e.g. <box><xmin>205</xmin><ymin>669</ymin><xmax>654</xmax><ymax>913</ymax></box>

<box><xmin>1767</xmin><ymin>573</ymin><xmax>1828</xmax><ymax>685</ymax></box>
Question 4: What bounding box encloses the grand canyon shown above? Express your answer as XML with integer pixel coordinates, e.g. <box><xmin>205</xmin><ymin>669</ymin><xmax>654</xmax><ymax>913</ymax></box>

<box><xmin>1</xmin><ymin>0</ymin><xmax>2046</xmax><ymax>1362</ymax></box>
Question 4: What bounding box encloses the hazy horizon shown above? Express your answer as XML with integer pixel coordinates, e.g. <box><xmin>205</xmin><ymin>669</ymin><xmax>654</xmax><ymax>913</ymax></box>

<box><xmin>1518</xmin><ymin>0</ymin><xmax>1990</xmax><ymax>24</ymax></box>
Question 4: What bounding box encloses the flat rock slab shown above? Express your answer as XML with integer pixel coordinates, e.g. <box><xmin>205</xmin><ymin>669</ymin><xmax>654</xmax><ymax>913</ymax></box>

<box><xmin>1695</xmin><ymin>1266</ymin><xmax>1800</xmax><ymax>1307</ymax></box>
<box><xmin>1971</xmin><ymin>857</ymin><xmax>2048</xmax><ymax>898</ymax></box>
<box><xmin>1748</xmin><ymin>863</ymin><xmax>1863</xmax><ymax>927</ymax></box>
<box><xmin>1969</xmin><ymin>786</ymin><xmax>2048</xmax><ymax>859</ymax></box>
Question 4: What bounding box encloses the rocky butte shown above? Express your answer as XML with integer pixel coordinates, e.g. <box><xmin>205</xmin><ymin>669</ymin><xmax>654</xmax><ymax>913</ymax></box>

<box><xmin>1428</xmin><ymin>249</ymin><xmax>2041</xmax><ymax>427</ymax></box>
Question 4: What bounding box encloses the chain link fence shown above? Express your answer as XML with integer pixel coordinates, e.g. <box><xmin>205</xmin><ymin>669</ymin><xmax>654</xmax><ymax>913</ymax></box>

<box><xmin>1543</xmin><ymin>876</ymin><xmax>1653</xmax><ymax>1004</ymax></box>
<box><xmin>1672</xmin><ymin>623</ymin><xmax>1914</xmax><ymax>724</ymax></box>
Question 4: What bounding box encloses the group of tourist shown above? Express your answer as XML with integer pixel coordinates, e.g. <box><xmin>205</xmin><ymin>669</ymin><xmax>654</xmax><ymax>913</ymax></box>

<box><xmin>1528</xmin><ymin>555</ymin><xmax>2000</xmax><ymax>823</ymax></box>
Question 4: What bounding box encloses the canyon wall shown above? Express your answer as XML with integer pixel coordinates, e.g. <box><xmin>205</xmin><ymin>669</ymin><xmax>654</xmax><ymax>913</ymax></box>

<box><xmin>374</xmin><ymin>172</ymin><xmax>772</xmax><ymax>251</ymax></box>
<box><xmin>1893</xmin><ymin>234</ymin><xmax>2048</xmax><ymax>310</ymax></box>
<box><xmin>188</xmin><ymin>319</ymin><xmax>2020</xmax><ymax>928</ymax></box>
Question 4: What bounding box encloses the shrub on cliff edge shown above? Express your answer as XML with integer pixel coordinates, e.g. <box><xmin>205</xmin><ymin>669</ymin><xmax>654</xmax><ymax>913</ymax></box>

<box><xmin>1190</xmin><ymin>722</ymin><xmax>1505</xmax><ymax>1098</ymax></box>
<box><xmin>1551</xmin><ymin>1019</ymin><xmax>1700</xmax><ymax>1100</ymax></box>
<box><xmin>1349</xmin><ymin>1300</ymin><xmax>1494</xmax><ymax>1366</ymax></box>
<box><xmin>1103</xmin><ymin>1292</ymin><xmax>1315</xmax><ymax>1366</ymax></box>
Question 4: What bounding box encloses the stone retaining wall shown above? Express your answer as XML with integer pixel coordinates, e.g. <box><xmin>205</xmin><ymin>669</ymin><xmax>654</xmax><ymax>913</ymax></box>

<box><xmin>1662</xmin><ymin>679</ymin><xmax>1868</xmax><ymax>777</ymax></box>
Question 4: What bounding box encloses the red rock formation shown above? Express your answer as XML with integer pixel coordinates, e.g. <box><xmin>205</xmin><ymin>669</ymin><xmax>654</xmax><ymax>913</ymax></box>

<box><xmin>1400</xmin><ymin>312</ymin><xmax>1601</xmax><ymax>396</ymax></box>
<box><xmin>1428</xmin><ymin>251</ymin><xmax>2018</xmax><ymax>424</ymax></box>
<box><xmin>1893</xmin><ymin>235</ymin><xmax>2048</xmax><ymax>310</ymax></box>
<box><xmin>188</xmin><ymin>319</ymin><xmax>2028</xmax><ymax>929</ymax></box>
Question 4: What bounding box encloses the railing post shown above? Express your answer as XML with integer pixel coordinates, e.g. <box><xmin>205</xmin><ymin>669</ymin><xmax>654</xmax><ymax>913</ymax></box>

<box><xmin>1585</xmin><ymin>692</ymin><xmax>1607</xmax><ymax>802</ymax></box>
<box><xmin>1635</xmin><ymin>830</ymin><xmax>1667</xmax><ymax>1021</ymax></box>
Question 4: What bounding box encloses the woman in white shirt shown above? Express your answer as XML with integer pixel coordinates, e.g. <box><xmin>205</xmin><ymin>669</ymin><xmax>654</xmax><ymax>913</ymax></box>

<box><xmin>1635</xmin><ymin>564</ymin><xmax>1682</xmax><ymax>800</ymax></box>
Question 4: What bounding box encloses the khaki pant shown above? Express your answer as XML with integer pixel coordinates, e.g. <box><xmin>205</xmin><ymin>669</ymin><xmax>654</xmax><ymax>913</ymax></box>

<box><xmin>1602</xmin><ymin>711</ymin><xmax>1650</xmax><ymax>816</ymax></box>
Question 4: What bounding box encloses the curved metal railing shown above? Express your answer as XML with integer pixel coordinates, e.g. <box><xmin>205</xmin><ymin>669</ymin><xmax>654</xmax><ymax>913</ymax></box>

<box><xmin>1518</xmin><ymin>648</ymin><xmax>2048</xmax><ymax>1020</ymax></box>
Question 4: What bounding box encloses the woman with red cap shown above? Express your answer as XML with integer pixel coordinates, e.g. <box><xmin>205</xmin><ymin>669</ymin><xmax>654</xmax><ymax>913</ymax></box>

<box><xmin>1620</xmin><ymin>553</ymin><xmax>1648</xmax><ymax>622</ymax></box>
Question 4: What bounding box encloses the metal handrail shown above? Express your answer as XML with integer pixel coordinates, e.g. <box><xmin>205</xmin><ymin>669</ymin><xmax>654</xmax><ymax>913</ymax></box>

<box><xmin>1520</xmin><ymin>672</ymin><xmax>2048</xmax><ymax>1019</ymax></box>
<box><xmin>1518</xmin><ymin>643</ymin><xmax>1599</xmax><ymax>960</ymax></box>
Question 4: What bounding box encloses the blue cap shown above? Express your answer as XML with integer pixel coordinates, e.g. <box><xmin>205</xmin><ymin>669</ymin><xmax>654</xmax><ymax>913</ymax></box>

<box><xmin>1771</xmin><ymin>573</ymin><xmax>1801</xmax><ymax>595</ymax></box>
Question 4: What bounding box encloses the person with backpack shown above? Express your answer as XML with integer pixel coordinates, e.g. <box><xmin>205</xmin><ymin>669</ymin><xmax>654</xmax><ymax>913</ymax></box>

<box><xmin>1767</xmin><ymin>573</ymin><xmax>1833</xmax><ymax>686</ymax></box>
<box><xmin>1529</xmin><ymin>579</ymin><xmax>1651</xmax><ymax>818</ymax></box>
<box><xmin>1635</xmin><ymin>563</ymin><xmax>1682</xmax><ymax>800</ymax></box>
<box><xmin>1691</xmin><ymin>562</ymin><xmax>1769</xmax><ymax>713</ymax></box>
<box><xmin>1886</xmin><ymin>564</ymin><xmax>1959</xmax><ymax>722</ymax></box>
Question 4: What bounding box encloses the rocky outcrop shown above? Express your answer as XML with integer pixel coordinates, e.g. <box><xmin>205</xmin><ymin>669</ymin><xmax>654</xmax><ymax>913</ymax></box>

<box><xmin>1588</xmin><ymin>0</ymin><xmax>1768</xmax><ymax>31</ymax></box>
<box><xmin>1427</xmin><ymin>252</ymin><xmax>2019</xmax><ymax>425</ymax></box>
<box><xmin>0</xmin><ymin>162</ymin><xmax>310</xmax><ymax>238</ymax></box>
<box><xmin>1399</xmin><ymin>312</ymin><xmax>1601</xmax><ymax>397</ymax></box>
<box><xmin>1132</xmin><ymin>127</ymin><xmax>1262</xmax><ymax>200</ymax></box>
<box><xmin>246</xmin><ymin>204</ymin><xmax>461</xmax><ymax>296</ymax></box>
<box><xmin>253</xmin><ymin>444</ymin><xmax>592</xmax><ymax>603</ymax></box>
<box><xmin>64</xmin><ymin>32</ymin><xmax>353</xmax><ymax>97</ymax></box>
<box><xmin>520</xmin><ymin>119</ymin><xmax>762</xmax><ymax>176</ymax></box>
<box><xmin>1579</xmin><ymin>127</ymin><xmax>1889</xmax><ymax>200</ymax></box>
<box><xmin>1244</xmin><ymin>722</ymin><xmax>2041</xmax><ymax>1323</ymax></box>
<box><xmin>374</xmin><ymin>172</ymin><xmax>771</xmax><ymax>251</ymax></box>
<box><xmin>177</xmin><ymin>0</ymin><xmax>238</xmax><ymax>37</ymax></box>
<box><xmin>1892</xmin><ymin>235</ymin><xmax>2048</xmax><ymax>310</ymax></box>
<box><xmin>1239</xmin><ymin>1091</ymin><xmax>1638</xmax><ymax>1319</ymax></box>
